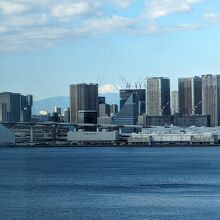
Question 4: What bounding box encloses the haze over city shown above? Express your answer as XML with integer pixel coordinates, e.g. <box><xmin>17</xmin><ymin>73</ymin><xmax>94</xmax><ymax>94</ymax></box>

<box><xmin>1</xmin><ymin>0</ymin><xmax>220</xmax><ymax>100</ymax></box>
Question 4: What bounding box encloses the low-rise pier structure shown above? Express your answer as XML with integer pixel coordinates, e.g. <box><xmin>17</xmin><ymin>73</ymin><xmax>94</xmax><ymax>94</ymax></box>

<box><xmin>1</xmin><ymin>122</ymin><xmax>220</xmax><ymax>146</ymax></box>
<box><xmin>128</xmin><ymin>132</ymin><xmax>217</xmax><ymax>145</ymax></box>
<box><xmin>67</xmin><ymin>130</ymin><xmax>119</xmax><ymax>145</ymax></box>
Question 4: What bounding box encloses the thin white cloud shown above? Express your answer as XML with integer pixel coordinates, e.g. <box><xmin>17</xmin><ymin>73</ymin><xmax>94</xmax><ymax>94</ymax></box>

<box><xmin>0</xmin><ymin>27</ymin><xmax>71</xmax><ymax>51</ymax></box>
<box><xmin>0</xmin><ymin>0</ymin><xmax>209</xmax><ymax>51</ymax></box>
<box><xmin>111</xmin><ymin>0</ymin><xmax>132</xmax><ymax>8</ymax></box>
<box><xmin>203</xmin><ymin>12</ymin><xmax>220</xmax><ymax>21</ymax></box>
<box><xmin>91</xmin><ymin>0</ymin><xmax>132</xmax><ymax>8</ymax></box>
<box><xmin>1</xmin><ymin>14</ymin><xmax>47</xmax><ymax>27</ymax></box>
<box><xmin>145</xmin><ymin>23</ymin><xmax>202</xmax><ymax>34</ymax></box>
<box><xmin>0</xmin><ymin>1</ymin><xmax>27</xmax><ymax>14</ymax></box>
<box><xmin>144</xmin><ymin>0</ymin><xmax>203</xmax><ymax>19</ymax></box>
<box><xmin>52</xmin><ymin>2</ymin><xmax>90</xmax><ymax>18</ymax></box>
<box><xmin>0</xmin><ymin>26</ymin><xmax>8</xmax><ymax>33</ymax></box>
<box><xmin>83</xmin><ymin>15</ymin><xmax>134</xmax><ymax>33</ymax></box>
<box><xmin>0</xmin><ymin>14</ymin><xmax>135</xmax><ymax>51</ymax></box>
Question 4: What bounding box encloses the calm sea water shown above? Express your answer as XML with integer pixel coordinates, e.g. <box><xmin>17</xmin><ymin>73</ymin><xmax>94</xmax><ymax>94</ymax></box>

<box><xmin>0</xmin><ymin>146</ymin><xmax>220</xmax><ymax>220</ymax></box>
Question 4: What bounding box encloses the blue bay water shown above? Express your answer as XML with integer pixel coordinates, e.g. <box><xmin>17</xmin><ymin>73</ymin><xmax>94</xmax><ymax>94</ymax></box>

<box><xmin>0</xmin><ymin>147</ymin><xmax>220</xmax><ymax>220</ymax></box>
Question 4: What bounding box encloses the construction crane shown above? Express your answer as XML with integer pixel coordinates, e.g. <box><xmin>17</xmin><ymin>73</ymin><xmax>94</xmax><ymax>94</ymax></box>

<box><xmin>160</xmin><ymin>101</ymin><xmax>170</xmax><ymax>115</ymax></box>
<box><xmin>95</xmin><ymin>77</ymin><xmax>103</xmax><ymax>85</ymax></box>
<box><xmin>119</xmin><ymin>76</ymin><xmax>131</xmax><ymax>89</ymax></box>
<box><xmin>192</xmin><ymin>101</ymin><xmax>202</xmax><ymax>115</ymax></box>
<box><xmin>113</xmin><ymin>84</ymin><xmax>120</xmax><ymax>92</ymax></box>
<box><xmin>135</xmin><ymin>76</ymin><xmax>142</xmax><ymax>89</ymax></box>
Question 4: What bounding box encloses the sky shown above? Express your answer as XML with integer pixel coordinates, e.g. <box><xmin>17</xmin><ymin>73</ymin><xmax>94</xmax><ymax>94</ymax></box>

<box><xmin>1</xmin><ymin>0</ymin><xmax>220</xmax><ymax>100</ymax></box>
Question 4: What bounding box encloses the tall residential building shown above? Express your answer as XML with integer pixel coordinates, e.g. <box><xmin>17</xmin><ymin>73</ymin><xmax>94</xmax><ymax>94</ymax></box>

<box><xmin>0</xmin><ymin>92</ymin><xmax>33</xmax><ymax>122</ymax></box>
<box><xmin>171</xmin><ymin>91</ymin><xmax>179</xmax><ymax>115</ymax></box>
<box><xmin>202</xmin><ymin>75</ymin><xmax>220</xmax><ymax>127</ymax></box>
<box><xmin>178</xmin><ymin>77</ymin><xmax>202</xmax><ymax>115</ymax></box>
<box><xmin>146</xmin><ymin>77</ymin><xmax>170</xmax><ymax>116</ymax></box>
<box><xmin>70</xmin><ymin>83</ymin><xmax>98</xmax><ymax>123</ymax></box>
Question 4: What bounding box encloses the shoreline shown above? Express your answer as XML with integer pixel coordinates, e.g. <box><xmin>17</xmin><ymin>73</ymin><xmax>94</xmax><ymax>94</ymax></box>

<box><xmin>5</xmin><ymin>143</ymin><xmax>220</xmax><ymax>148</ymax></box>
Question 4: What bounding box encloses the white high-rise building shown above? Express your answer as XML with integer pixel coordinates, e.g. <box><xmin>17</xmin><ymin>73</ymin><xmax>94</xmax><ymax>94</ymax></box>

<box><xmin>171</xmin><ymin>91</ymin><xmax>179</xmax><ymax>115</ymax></box>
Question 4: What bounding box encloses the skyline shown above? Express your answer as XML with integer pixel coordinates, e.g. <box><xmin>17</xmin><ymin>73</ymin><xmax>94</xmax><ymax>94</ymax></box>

<box><xmin>1</xmin><ymin>0</ymin><xmax>220</xmax><ymax>100</ymax></box>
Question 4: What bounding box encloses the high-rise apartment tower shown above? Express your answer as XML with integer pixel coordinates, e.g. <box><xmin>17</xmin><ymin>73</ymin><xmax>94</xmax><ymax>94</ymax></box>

<box><xmin>178</xmin><ymin>77</ymin><xmax>202</xmax><ymax>115</ymax></box>
<box><xmin>146</xmin><ymin>77</ymin><xmax>170</xmax><ymax>116</ymax></box>
<box><xmin>69</xmin><ymin>83</ymin><xmax>98</xmax><ymax>123</ymax></box>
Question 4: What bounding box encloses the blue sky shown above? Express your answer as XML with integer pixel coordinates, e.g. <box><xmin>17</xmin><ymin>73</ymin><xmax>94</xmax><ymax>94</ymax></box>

<box><xmin>0</xmin><ymin>0</ymin><xmax>220</xmax><ymax>100</ymax></box>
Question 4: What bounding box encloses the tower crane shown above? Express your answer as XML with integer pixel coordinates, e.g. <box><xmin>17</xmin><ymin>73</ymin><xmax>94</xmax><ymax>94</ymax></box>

<box><xmin>192</xmin><ymin>101</ymin><xmax>202</xmax><ymax>115</ymax></box>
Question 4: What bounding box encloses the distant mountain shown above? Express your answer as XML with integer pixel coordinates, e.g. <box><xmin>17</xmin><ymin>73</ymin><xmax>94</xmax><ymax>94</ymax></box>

<box><xmin>33</xmin><ymin>96</ymin><xmax>69</xmax><ymax>114</ymax></box>
<box><xmin>33</xmin><ymin>93</ymin><xmax>119</xmax><ymax>114</ymax></box>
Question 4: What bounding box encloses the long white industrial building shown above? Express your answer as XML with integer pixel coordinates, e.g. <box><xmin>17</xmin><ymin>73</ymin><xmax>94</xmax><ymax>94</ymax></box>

<box><xmin>67</xmin><ymin>130</ymin><xmax>119</xmax><ymax>143</ymax></box>
<box><xmin>0</xmin><ymin>124</ymin><xmax>15</xmax><ymax>145</ymax></box>
<box><xmin>128</xmin><ymin>132</ymin><xmax>217</xmax><ymax>145</ymax></box>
